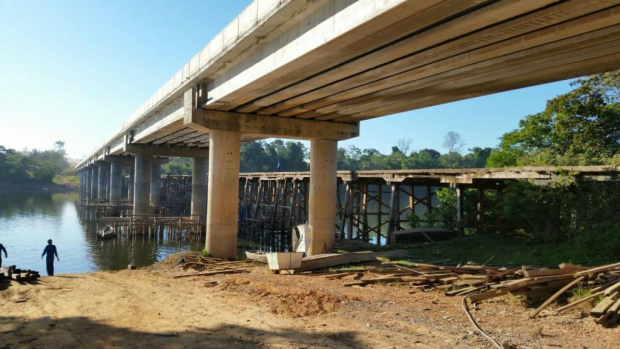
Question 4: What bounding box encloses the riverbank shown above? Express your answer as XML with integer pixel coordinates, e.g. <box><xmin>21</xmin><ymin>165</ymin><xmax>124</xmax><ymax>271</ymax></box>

<box><xmin>0</xmin><ymin>254</ymin><xmax>617</xmax><ymax>349</ymax></box>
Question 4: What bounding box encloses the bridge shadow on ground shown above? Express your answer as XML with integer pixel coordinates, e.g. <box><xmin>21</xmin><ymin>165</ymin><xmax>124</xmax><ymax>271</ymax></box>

<box><xmin>0</xmin><ymin>316</ymin><xmax>364</xmax><ymax>349</ymax></box>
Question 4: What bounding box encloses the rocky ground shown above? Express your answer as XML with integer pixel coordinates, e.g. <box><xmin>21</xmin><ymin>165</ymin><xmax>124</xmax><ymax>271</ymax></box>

<box><xmin>0</xmin><ymin>253</ymin><xmax>617</xmax><ymax>349</ymax></box>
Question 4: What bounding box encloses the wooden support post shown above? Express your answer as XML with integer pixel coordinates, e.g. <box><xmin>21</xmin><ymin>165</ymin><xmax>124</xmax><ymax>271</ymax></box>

<box><xmin>361</xmin><ymin>183</ymin><xmax>369</xmax><ymax>241</ymax></box>
<box><xmin>456</xmin><ymin>184</ymin><xmax>465</xmax><ymax>235</ymax></box>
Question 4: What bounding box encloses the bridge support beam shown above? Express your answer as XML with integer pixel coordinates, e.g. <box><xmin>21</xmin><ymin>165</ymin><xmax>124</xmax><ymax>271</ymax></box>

<box><xmin>308</xmin><ymin>139</ymin><xmax>338</xmax><ymax>256</ymax></box>
<box><xmin>109</xmin><ymin>161</ymin><xmax>123</xmax><ymax>205</ymax></box>
<box><xmin>191</xmin><ymin>157</ymin><xmax>208</xmax><ymax>219</ymax></box>
<box><xmin>90</xmin><ymin>165</ymin><xmax>99</xmax><ymax>200</ymax></box>
<box><xmin>206</xmin><ymin>130</ymin><xmax>240</xmax><ymax>258</ymax></box>
<box><xmin>133</xmin><ymin>154</ymin><xmax>153</xmax><ymax>215</ymax></box>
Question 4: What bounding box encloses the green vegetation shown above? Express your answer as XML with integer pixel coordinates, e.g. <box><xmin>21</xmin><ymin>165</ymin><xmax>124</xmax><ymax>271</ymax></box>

<box><xmin>349</xmin><ymin>234</ymin><xmax>618</xmax><ymax>268</ymax></box>
<box><xmin>0</xmin><ymin>141</ymin><xmax>75</xmax><ymax>185</ymax></box>
<box><xmin>488</xmin><ymin>71</ymin><xmax>620</xmax><ymax>167</ymax></box>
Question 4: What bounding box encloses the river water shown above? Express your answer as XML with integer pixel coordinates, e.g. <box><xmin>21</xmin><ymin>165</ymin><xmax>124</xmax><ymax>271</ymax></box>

<box><xmin>0</xmin><ymin>191</ymin><xmax>201</xmax><ymax>274</ymax></box>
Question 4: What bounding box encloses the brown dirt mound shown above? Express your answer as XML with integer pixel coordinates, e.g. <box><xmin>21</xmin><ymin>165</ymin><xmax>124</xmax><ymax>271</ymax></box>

<box><xmin>221</xmin><ymin>277</ymin><xmax>360</xmax><ymax>317</ymax></box>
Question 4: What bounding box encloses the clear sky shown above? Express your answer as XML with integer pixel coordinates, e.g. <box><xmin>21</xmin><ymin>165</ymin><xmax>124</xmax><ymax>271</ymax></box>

<box><xmin>0</xmin><ymin>0</ymin><xmax>575</xmax><ymax>160</ymax></box>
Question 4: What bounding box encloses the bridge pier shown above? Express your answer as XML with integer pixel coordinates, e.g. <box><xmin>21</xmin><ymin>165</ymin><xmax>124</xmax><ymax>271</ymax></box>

<box><xmin>127</xmin><ymin>166</ymin><xmax>134</xmax><ymax>203</ymax></box>
<box><xmin>206</xmin><ymin>130</ymin><xmax>240</xmax><ymax>259</ymax></box>
<box><xmin>133</xmin><ymin>154</ymin><xmax>153</xmax><ymax>215</ymax></box>
<box><xmin>191</xmin><ymin>157</ymin><xmax>208</xmax><ymax>219</ymax></box>
<box><xmin>150</xmin><ymin>161</ymin><xmax>163</xmax><ymax>208</ymax></box>
<box><xmin>109</xmin><ymin>160</ymin><xmax>123</xmax><ymax>205</ymax></box>
<box><xmin>97</xmin><ymin>161</ymin><xmax>110</xmax><ymax>201</ymax></box>
<box><xmin>308</xmin><ymin>139</ymin><xmax>338</xmax><ymax>256</ymax></box>
<box><xmin>90</xmin><ymin>165</ymin><xmax>99</xmax><ymax>200</ymax></box>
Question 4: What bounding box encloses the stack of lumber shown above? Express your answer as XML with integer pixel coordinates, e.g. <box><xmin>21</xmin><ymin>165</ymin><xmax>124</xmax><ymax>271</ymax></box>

<box><xmin>1</xmin><ymin>265</ymin><xmax>40</xmax><ymax>281</ymax></box>
<box><xmin>172</xmin><ymin>254</ymin><xmax>254</xmax><ymax>278</ymax></box>
<box><xmin>327</xmin><ymin>260</ymin><xmax>620</xmax><ymax>326</ymax></box>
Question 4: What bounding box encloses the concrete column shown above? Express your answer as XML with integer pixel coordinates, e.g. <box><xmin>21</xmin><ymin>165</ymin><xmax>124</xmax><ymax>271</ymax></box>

<box><xmin>127</xmin><ymin>166</ymin><xmax>134</xmax><ymax>203</ymax></box>
<box><xmin>191</xmin><ymin>157</ymin><xmax>208</xmax><ymax>219</ymax></box>
<box><xmin>133</xmin><ymin>154</ymin><xmax>152</xmax><ymax>215</ymax></box>
<box><xmin>109</xmin><ymin>161</ymin><xmax>123</xmax><ymax>204</ymax></box>
<box><xmin>90</xmin><ymin>165</ymin><xmax>99</xmax><ymax>200</ymax></box>
<box><xmin>150</xmin><ymin>162</ymin><xmax>162</xmax><ymax>207</ymax></box>
<box><xmin>308</xmin><ymin>139</ymin><xmax>338</xmax><ymax>256</ymax></box>
<box><xmin>85</xmin><ymin>168</ymin><xmax>92</xmax><ymax>200</ymax></box>
<box><xmin>97</xmin><ymin>162</ymin><xmax>110</xmax><ymax>201</ymax></box>
<box><xmin>206</xmin><ymin>131</ymin><xmax>240</xmax><ymax>259</ymax></box>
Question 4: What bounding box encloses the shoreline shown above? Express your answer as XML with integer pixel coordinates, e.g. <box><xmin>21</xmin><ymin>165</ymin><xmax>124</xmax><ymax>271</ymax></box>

<box><xmin>1</xmin><ymin>258</ymin><xmax>617</xmax><ymax>349</ymax></box>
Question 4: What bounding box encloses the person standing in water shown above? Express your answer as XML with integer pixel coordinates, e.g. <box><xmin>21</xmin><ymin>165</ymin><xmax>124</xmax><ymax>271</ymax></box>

<box><xmin>41</xmin><ymin>239</ymin><xmax>59</xmax><ymax>276</ymax></box>
<box><xmin>0</xmin><ymin>243</ymin><xmax>7</xmax><ymax>268</ymax></box>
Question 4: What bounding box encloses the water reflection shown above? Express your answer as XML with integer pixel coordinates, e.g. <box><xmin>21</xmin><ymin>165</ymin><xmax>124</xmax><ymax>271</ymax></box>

<box><xmin>0</xmin><ymin>191</ymin><xmax>200</xmax><ymax>274</ymax></box>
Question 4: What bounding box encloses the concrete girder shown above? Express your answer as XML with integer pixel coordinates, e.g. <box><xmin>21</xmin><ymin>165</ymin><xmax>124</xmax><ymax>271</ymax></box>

<box><xmin>123</xmin><ymin>143</ymin><xmax>209</xmax><ymax>158</ymax></box>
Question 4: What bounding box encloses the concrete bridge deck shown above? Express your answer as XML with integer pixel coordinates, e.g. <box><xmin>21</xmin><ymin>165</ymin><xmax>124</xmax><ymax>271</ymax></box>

<box><xmin>75</xmin><ymin>0</ymin><xmax>620</xmax><ymax>257</ymax></box>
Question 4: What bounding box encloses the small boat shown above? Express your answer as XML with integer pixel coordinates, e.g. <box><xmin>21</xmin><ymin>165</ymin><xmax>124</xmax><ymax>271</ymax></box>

<box><xmin>245</xmin><ymin>251</ymin><xmax>268</xmax><ymax>264</ymax></box>
<box><xmin>97</xmin><ymin>225</ymin><xmax>116</xmax><ymax>239</ymax></box>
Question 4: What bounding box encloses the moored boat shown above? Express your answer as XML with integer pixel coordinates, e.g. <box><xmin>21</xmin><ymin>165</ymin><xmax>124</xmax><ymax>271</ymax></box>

<box><xmin>97</xmin><ymin>225</ymin><xmax>116</xmax><ymax>239</ymax></box>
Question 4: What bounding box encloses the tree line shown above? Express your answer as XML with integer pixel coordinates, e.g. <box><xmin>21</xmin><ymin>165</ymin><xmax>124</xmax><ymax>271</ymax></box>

<box><xmin>0</xmin><ymin>141</ymin><xmax>73</xmax><ymax>184</ymax></box>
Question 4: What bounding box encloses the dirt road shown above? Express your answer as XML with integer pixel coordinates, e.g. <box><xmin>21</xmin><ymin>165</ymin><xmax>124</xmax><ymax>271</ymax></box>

<box><xmin>0</xmin><ymin>260</ymin><xmax>617</xmax><ymax>349</ymax></box>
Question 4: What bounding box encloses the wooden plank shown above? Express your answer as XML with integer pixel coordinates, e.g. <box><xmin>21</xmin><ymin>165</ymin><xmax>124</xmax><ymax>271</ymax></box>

<box><xmin>298</xmin><ymin>251</ymin><xmax>377</xmax><ymax>272</ymax></box>
<box><xmin>556</xmin><ymin>291</ymin><xmax>605</xmax><ymax>314</ymax></box>
<box><xmin>576</xmin><ymin>262</ymin><xmax>620</xmax><ymax>277</ymax></box>
<box><xmin>604</xmin><ymin>281</ymin><xmax>620</xmax><ymax>296</ymax></box>
<box><xmin>529</xmin><ymin>276</ymin><xmax>585</xmax><ymax>318</ymax></box>
<box><xmin>172</xmin><ymin>268</ymin><xmax>248</xmax><ymax>278</ymax></box>
<box><xmin>591</xmin><ymin>293</ymin><xmax>618</xmax><ymax>317</ymax></box>
<box><xmin>468</xmin><ymin>275</ymin><xmax>574</xmax><ymax>303</ymax></box>
<box><xmin>523</xmin><ymin>267</ymin><xmax>572</xmax><ymax>278</ymax></box>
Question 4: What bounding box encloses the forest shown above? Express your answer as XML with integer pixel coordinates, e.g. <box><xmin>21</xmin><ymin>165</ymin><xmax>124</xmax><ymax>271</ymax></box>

<box><xmin>0</xmin><ymin>141</ymin><xmax>75</xmax><ymax>185</ymax></box>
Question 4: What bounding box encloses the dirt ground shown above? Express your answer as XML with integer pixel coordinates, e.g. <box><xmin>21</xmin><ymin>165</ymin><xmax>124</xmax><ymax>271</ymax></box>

<box><xmin>1</xmin><ymin>256</ymin><xmax>618</xmax><ymax>349</ymax></box>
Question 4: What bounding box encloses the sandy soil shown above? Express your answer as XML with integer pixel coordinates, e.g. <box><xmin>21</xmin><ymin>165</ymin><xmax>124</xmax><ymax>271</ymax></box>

<box><xmin>0</xmin><ymin>257</ymin><xmax>618</xmax><ymax>349</ymax></box>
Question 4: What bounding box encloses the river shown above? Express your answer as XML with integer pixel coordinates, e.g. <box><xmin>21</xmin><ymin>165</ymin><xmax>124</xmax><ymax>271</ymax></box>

<box><xmin>0</xmin><ymin>191</ymin><xmax>201</xmax><ymax>274</ymax></box>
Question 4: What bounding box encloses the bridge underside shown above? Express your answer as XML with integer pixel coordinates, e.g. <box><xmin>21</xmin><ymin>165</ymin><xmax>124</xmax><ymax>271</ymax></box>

<box><xmin>77</xmin><ymin>0</ymin><xmax>620</xmax><ymax>258</ymax></box>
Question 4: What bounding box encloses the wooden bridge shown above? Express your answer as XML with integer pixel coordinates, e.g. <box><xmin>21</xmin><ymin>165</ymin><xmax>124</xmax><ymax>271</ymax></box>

<box><xmin>81</xmin><ymin>166</ymin><xmax>620</xmax><ymax>251</ymax></box>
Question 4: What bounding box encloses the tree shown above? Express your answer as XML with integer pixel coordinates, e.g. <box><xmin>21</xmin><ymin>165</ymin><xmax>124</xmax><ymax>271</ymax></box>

<box><xmin>396</xmin><ymin>138</ymin><xmax>412</xmax><ymax>156</ymax></box>
<box><xmin>442</xmin><ymin>131</ymin><xmax>465</xmax><ymax>168</ymax></box>
<box><xmin>487</xmin><ymin>71</ymin><xmax>620</xmax><ymax>167</ymax></box>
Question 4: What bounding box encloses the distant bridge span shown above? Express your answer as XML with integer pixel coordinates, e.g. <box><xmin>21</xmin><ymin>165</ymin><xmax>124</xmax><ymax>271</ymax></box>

<box><xmin>76</xmin><ymin>0</ymin><xmax>620</xmax><ymax>257</ymax></box>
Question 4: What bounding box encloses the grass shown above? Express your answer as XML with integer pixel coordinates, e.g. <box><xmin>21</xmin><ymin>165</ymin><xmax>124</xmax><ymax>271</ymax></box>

<box><xmin>570</xmin><ymin>285</ymin><xmax>592</xmax><ymax>300</ymax></box>
<box><xmin>339</xmin><ymin>233</ymin><xmax>619</xmax><ymax>268</ymax></box>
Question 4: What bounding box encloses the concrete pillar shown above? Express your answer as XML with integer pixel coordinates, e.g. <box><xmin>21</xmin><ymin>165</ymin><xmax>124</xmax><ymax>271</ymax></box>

<box><xmin>127</xmin><ymin>166</ymin><xmax>134</xmax><ymax>203</ymax></box>
<box><xmin>133</xmin><ymin>154</ymin><xmax>152</xmax><ymax>215</ymax></box>
<box><xmin>206</xmin><ymin>131</ymin><xmax>240</xmax><ymax>258</ymax></box>
<box><xmin>85</xmin><ymin>168</ymin><xmax>92</xmax><ymax>200</ymax></box>
<box><xmin>109</xmin><ymin>161</ymin><xmax>123</xmax><ymax>204</ymax></box>
<box><xmin>191</xmin><ymin>157</ymin><xmax>208</xmax><ymax>219</ymax></box>
<box><xmin>308</xmin><ymin>139</ymin><xmax>338</xmax><ymax>256</ymax></box>
<box><xmin>97</xmin><ymin>162</ymin><xmax>110</xmax><ymax>201</ymax></box>
<box><xmin>150</xmin><ymin>162</ymin><xmax>162</xmax><ymax>207</ymax></box>
<box><xmin>90</xmin><ymin>165</ymin><xmax>99</xmax><ymax>200</ymax></box>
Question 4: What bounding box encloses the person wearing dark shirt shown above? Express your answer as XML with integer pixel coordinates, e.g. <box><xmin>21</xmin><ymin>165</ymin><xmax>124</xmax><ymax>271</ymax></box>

<box><xmin>41</xmin><ymin>239</ymin><xmax>59</xmax><ymax>276</ymax></box>
<box><xmin>0</xmin><ymin>243</ymin><xmax>7</xmax><ymax>268</ymax></box>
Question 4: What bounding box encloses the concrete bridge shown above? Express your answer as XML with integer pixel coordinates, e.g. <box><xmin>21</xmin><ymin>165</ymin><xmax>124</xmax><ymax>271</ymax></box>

<box><xmin>75</xmin><ymin>0</ymin><xmax>620</xmax><ymax>258</ymax></box>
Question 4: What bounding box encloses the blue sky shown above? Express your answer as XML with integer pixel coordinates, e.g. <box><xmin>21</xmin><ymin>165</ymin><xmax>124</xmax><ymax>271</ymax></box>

<box><xmin>0</xmin><ymin>0</ymin><xmax>575</xmax><ymax>159</ymax></box>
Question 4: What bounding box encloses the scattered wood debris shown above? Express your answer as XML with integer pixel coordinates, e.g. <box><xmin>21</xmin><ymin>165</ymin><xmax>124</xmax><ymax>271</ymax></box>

<box><xmin>316</xmin><ymin>260</ymin><xmax>620</xmax><ymax>327</ymax></box>
<box><xmin>171</xmin><ymin>254</ymin><xmax>254</xmax><ymax>278</ymax></box>
<box><xmin>1</xmin><ymin>265</ymin><xmax>40</xmax><ymax>281</ymax></box>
